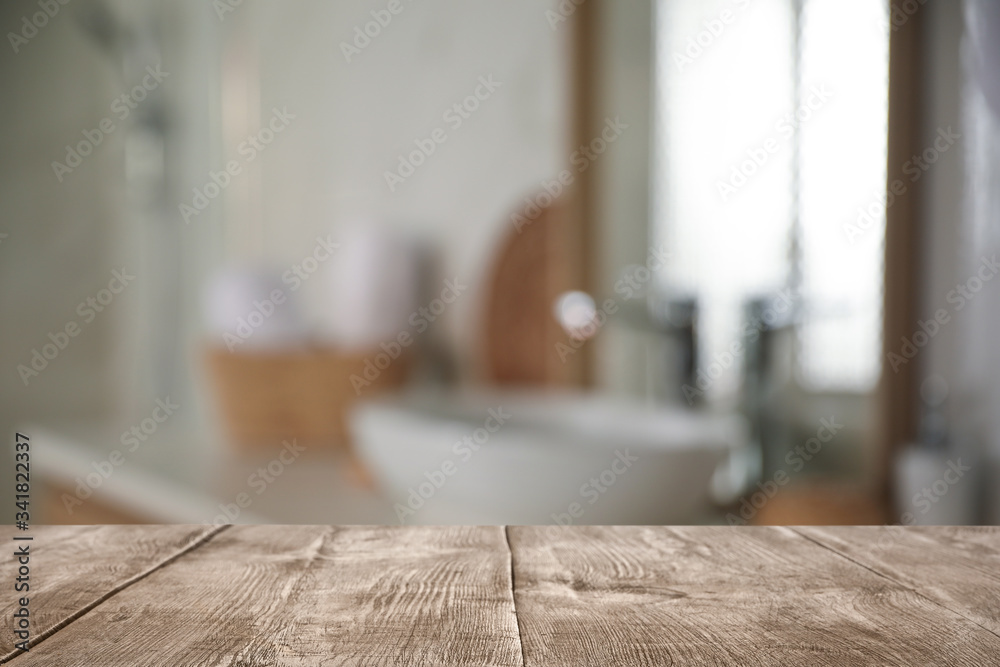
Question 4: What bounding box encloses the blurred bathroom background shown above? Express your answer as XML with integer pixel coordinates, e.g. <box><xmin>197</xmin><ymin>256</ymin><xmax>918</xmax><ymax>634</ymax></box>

<box><xmin>3</xmin><ymin>0</ymin><xmax>1000</xmax><ymax>526</ymax></box>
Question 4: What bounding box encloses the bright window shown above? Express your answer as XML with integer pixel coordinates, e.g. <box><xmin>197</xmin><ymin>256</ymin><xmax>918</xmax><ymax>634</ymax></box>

<box><xmin>655</xmin><ymin>0</ymin><xmax>889</xmax><ymax>397</ymax></box>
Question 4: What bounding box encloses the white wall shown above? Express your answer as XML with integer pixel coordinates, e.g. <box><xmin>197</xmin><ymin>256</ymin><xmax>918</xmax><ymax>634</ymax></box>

<box><xmin>0</xmin><ymin>0</ymin><xmax>234</xmax><ymax>512</ymax></box>
<box><xmin>590</xmin><ymin>0</ymin><xmax>658</xmax><ymax>396</ymax></box>
<box><xmin>0</xmin><ymin>1</ymin><xmax>128</xmax><ymax>430</ymax></box>
<box><xmin>956</xmin><ymin>0</ymin><xmax>1000</xmax><ymax>522</ymax></box>
<box><xmin>0</xmin><ymin>0</ymin><xmax>571</xmax><ymax>426</ymax></box>
<box><xmin>224</xmin><ymin>0</ymin><xmax>571</xmax><ymax>370</ymax></box>
<box><xmin>919</xmin><ymin>0</ymin><xmax>1000</xmax><ymax>521</ymax></box>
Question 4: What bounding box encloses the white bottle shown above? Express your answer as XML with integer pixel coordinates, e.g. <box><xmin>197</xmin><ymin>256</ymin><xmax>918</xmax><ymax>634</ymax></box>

<box><xmin>893</xmin><ymin>375</ymin><xmax>975</xmax><ymax>525</ymax></box>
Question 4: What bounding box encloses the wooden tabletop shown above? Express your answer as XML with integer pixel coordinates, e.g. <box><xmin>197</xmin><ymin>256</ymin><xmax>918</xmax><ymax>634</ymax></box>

<box><xmin>1</xmin><ymin>526</ymin><xmax>998</xmax><ymax>665</ymax></box>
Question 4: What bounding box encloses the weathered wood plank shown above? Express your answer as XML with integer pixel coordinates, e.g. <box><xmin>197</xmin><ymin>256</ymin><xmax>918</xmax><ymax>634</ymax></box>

<box><xmin>0</xmin><ymin>525</ymin><xmax>220</xmax><ymax>659</ymax></box>
<box><xmin>795</xmin><ymin>526</ymin><xmax>1000</xmax><ymax>636</ymax></box>
<box><xmin>10</xmin><ymin>525</ymin><xmax>522</xmax><ymax>666</ymax></box>
<box><xmin>507</xmin><ymin>525</ymin><xmax>1000</xmax><ymax>666</ymax></box>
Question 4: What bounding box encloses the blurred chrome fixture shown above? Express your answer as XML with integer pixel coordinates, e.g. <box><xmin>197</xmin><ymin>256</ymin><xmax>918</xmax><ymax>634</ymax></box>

<box><xmin>648</xmin><ymin>295</ymin><xmax>699</xmax><ymax>405</ymax></box>
<box><xmin>742</xmin><ymin>294</ymin><xmax>795</xmax><ymax>478</ymax></box>
<box><xmin>554</xmin><ymin>290</ymin><xmax>600</xmax><ymax>341</ymax></box>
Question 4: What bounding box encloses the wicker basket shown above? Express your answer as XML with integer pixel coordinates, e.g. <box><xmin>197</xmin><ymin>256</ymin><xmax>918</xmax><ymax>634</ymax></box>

<box><xmin>205</xmin><ymin>345</ymin><xmax>411</xmax><ymax>451</ymax></box>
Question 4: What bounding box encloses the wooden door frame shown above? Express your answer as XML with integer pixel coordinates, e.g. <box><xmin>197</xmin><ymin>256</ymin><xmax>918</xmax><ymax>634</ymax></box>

<box><xmin>877</xmin><ymin>5</ymin><xmax>926</xmax><ymax>512</ymax></box>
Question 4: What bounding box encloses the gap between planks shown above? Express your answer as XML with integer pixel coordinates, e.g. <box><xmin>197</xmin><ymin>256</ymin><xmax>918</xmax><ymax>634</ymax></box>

<box><xmin>0</xmin><ymin>524</ymin><xmax>231</xmax><ymax>664</ymax></box>
<box><xmin>19</xmin><ymin>525</ymin><xmax>990</xmax><ymax>665</ymax></box>
<box><xmin>504</xmin><ymin>525</ymin><xmax>527</xmax><ymax>667</ymax></box>
<box><xmin>789</xmin><ymin>527</ymin><xmax>1000</xmax><ymax>643</ymax></box>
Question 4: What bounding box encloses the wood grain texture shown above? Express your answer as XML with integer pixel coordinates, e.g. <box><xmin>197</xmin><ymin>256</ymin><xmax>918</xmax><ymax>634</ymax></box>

<box><xmin>9</xmin><ymin>525</ymin><xmax>522</xmax><ymax>667</ymax></box>
<box><xmin>507</xmin><ymin>526</ymin><xmax>1000</xmax><ymax>666</ymax></box>
<box><xmin>796</xmin><ymin>526</ymin><xmax>1000</xmax><ymax>637</ymax></box>
<box><xmin>0</xmin><ymin>525</ymin><xmax>221</xmax><ymax>659</ymax></box>
<box><xmin>482</xmin><ymin>202</ymin><xmax>585</xmax><ymax>387</ymax></box>
<box><xmin>4</xmin><ymin>525</ymin><xmax>998</xmax><ymax>665</ymax></box>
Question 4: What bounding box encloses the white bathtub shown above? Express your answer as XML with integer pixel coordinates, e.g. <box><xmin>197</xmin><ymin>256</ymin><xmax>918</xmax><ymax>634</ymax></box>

<box><xmin>351</xmin><ymin>391</ymin><xmax>747</xmax><ymax>525</ymax></box>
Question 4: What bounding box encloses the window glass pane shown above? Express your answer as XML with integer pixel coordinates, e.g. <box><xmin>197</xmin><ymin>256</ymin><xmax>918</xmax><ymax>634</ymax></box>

<box><xmin>655</xmin><ymin>0</ymin><xmax>889</xmax><ymax>398</ymax></box>
<box><xmin>655</xmin><ymin>0</ymin><xmax>795</xmax><ymax>399</ymax></box>
<box><xmin>797</xmin><ymin>0</ymin><xmax>889</xmax><ymax>391</ymax></box>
